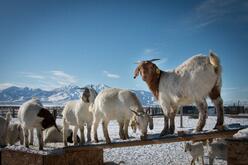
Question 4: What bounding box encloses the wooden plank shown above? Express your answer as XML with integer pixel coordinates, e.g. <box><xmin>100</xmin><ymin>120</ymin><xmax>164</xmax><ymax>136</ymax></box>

<box><xmin>1</xmin><ymin>149</ymin><xmax>43</xmax><ymax>165</ymax></box>
<box><xmin>65</xmin><ymin>129</ymin><xmax>240</xmax><ymax>150</ymax></box>
<box><xmin>0</xmin><ymin>148</ymin><xmax>2</xmax><ymax>165</ymax></box>
<box><xmin>1</xmin><ymin>147</ymin><xmax>103</xmax><ymax>165</ymax></box>
<box><xmin>226</xmin><ymin>139</ymin><xmax>248</xmax><ymax>165</ymax></box>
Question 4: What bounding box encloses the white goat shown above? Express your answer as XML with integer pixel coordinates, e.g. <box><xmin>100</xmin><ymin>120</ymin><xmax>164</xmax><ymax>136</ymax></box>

<box><xmin>134</xmin><ymin>52</ymin><xmax>224</xmax><ymax>136</ymax></box>
<box><xmin>0</xmin><ymin>112</ymin><xmax>11</xmax><ymax>147</ymax></box>
<box><xmin>91</xmin><ymin>88</ymin><xmax>153</xmax><ymax>144</ymax></box>
<box><xmin>6</xmin><ymin>123</ymin><xmax>24</xmax><ymax>145</ymax></box>
<box><xmin>208</xmin><ymin>140</ymin><xmax>227</xmax><ymax>165</ymax></box>
<box><xmin>62</xmin><ymin>87</ymin><xmax>97</xmax><ymax>146</ymax></box>
<box><xmin>185</xmin><ymin>142</ymin><xmax>205</xmax><ymax>165</ymax></box>
<box><xmin>44</xmin><ymin>125</ymin><xmax>79</xmax><ymax>144</ymax></box>
<box><xmin>18</xmin><ymin>98</ymin><xmax>59</xmax><ymax>150</ymax></box>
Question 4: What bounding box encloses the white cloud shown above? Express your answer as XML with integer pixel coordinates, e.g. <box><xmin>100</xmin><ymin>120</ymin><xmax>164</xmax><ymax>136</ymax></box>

<box><xmin>1</xmin><ymin>70</ymin><xmax>78</xmax><ymax>91</ymax></box>
<box><xmin>103</xmin><ymin>70</ymin><xmax>120</xmax><ymax>79</ymax></box>
<box><xmin>144</xmin><ymin>49</ymin><xmax>155</xmax><ymax>55</ymax></box>
<box><xmin>51</xmin><ymin>70</ymin><xmax>77</xmax><ymax>85</ymax></box>
<box><xmin>143</xmin><ymin>48</ymin><xmax>160</xmax><ymax>56</ymax></box>
<box><xmin>20</xmin><ymin>72</ymin><xmax>45</xmax><ymax>79</ymax></box>
<box><xmin>193</xmin><ymin>0</ymin><xmax>247</xmax><ymax>28</ymax></box>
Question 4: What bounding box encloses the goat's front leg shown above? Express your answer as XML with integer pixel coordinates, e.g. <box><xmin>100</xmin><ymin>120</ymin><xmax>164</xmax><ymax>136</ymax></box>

<box><xmin>196</xmin><ymin>100</ymin><xmax>208</xmax><ymax>132</ymax></box>
<box><xmin>29</xmin><ymin>129</ymin><xmax>34</xmax><ymax>145</ymax></box>
<box><xmin>23</xmin><ymin>127</ymin><xmax>29</xmax><ymax>148</ymax></box>
<box><xmin>79</xmin><ymin>125</ymin><xmax>85</xmax><ymax>145</ymax></box>
<box><xmin>118</xmin><ymin>121</ymin><xmax>125</xmax><ymax>140</ymax></box>
<box><xmin>36</xmin><ymin>128</ymin><xmax>43</xmax><ymax>150</ymax></box>
<box><xmin>124</xmin><ymin>119</ymin><xmax>130</xmax><ymax>139</ymax></box>
<box><xmin>63</xmin><ymin>119</ymin><xmax>69</xmax><ymax>147</ymax></box>
<box><xmin>86</xmin><ymin>122</ymin><xmax>92</xmax><ymax>142</ymax></box>
<box><xmin>160</xmin><ymin>105</ymin><xmax>171</xmax><ymax>136</ymax></box>
<box><xmin>169</xmin><ymin>112</ymin><xmax>176</xmax><ymax>134</ymax></box>
<box><xmin>160</xmin><ymin>115</ymin><xmax>169</xmax><ymax>136</ymax></box>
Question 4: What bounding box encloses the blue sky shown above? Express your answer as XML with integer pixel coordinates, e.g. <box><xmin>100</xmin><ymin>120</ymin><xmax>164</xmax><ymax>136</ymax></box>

<box><xmin>0</xmin><ymin>0</ymin><xmax>248</xmax><ymax>104</ymax></box>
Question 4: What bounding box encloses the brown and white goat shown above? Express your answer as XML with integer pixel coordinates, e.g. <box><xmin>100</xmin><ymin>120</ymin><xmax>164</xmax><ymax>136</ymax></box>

<box><xmin>134</xmin><ymin>52</ymin><xmax>224</xmax><ymax>136</ymax></box>
<box><xmin>18</xmin><ymin>98</ymin><xmax>59</xmax><ymax>150</ymax></box>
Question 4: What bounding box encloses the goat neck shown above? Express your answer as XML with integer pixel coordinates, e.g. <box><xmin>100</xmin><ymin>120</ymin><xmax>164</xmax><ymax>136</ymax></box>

<box><xmin>145</xmin><ymin>67</ymin><xmax>161</xmax><ymax>100</ymax></box>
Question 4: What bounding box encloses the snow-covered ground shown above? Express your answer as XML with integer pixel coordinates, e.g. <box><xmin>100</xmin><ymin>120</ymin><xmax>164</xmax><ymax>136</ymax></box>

<box><xmin>7</xmin><ymin>116</ymin><xmax>248</xmax><ymax>165</ymax></box>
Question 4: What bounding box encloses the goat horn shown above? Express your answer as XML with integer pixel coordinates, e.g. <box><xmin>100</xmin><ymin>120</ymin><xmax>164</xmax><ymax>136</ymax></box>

<box><xmin>149</xmin><ymin>59</ymin><xmax>160</xmax><ymax>62</ymax></box>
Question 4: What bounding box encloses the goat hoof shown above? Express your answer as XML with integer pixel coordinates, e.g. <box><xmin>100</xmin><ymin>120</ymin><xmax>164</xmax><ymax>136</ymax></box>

<box><xmin>160</xmin><ymin>130</ymin><xmax>170</xmax><ymax>137</ymax></box>
<box><xmin>169</xmin><ymin>129</ymin><xmax>175</xmax><ymax>134</ymax></box>
<box><xmin>214</xmin><ymin>125</ymin><xmax>224</xmax><ymax>131</ymax></box>
<box><xmin>106</xmin><ymin>140</ymin><xmax>111</xmax><ymax>144</ymax></box>
<box><xmin>140</xmin><ymin>135</ymin><xmax>147</xmax><ymax>140</ymax></box>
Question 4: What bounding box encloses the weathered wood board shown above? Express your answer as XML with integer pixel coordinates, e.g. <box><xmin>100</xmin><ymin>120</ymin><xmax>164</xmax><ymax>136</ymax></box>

<box><xmin>1</xmin><ymin>147</ymin><xmax>103</xmax><ymax>165</ymax></box>
<box><xmin>226</xmin><ymin>138</ymin><xmax>248</xmax><ymax>165</ymax></box>
<box><xmin>1</xmin><ymin>124</ymin><xmax>247</xmax><ymax>165</ymax></box>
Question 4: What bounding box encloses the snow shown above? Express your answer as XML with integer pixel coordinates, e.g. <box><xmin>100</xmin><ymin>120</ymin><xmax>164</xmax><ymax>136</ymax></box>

<box><xmin>5</xmin><ymin>116</ymin><xmax>248</xmax><ymax>165</ymax></box>
<box><xmin>233</xmin><ymin>128</ymin><xmax>248</xmax><ymax>139</ymax></box>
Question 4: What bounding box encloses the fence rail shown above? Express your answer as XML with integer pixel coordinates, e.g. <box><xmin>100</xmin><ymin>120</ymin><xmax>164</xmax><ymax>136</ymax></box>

<box><xmin>1</xmin><ymin>105</ymin><xmax>247</xmax><ymax>119</ymax></box>
<box><xmin>0</xmin><ymin>105</ymin><xmax>164</xmax><ymax>118</ymax></box>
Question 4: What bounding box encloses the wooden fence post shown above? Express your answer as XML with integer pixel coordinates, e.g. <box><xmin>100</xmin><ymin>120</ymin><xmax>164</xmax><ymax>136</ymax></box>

<box><xmin>180</xmin><ymin>107</ymin><xmax>183</xmax><ymax>128</ymax></box>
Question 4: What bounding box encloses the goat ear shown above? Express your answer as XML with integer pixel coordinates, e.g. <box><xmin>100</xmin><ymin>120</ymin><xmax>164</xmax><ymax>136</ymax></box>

<box><xmin>134</xmin><ymin>66</ymin><xmax>140</xmax><ymax>79</ymax></box>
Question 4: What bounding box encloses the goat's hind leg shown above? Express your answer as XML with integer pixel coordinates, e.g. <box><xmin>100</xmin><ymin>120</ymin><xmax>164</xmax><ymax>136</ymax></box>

<box><xmin>102</xmin><ymin>120</ymin><xmax>111</xmax><ymax>144</ymax></box>
<box><xmin>92</xmin><ymin>115</ymin><xmax>100</xmax><ymax>143</ymax></box>
<box><xmin>209</xmin><ymin>85</ymin><xmax>224</xmax><ymax>130</ymax></box>
<box><xmin>118</xmin><ymin>121</ymin><xmax>125</xmax><ymax>140</ymax></box>
<box><xmin>212</xmin><ymin>98</ymin><xmax>224</xmax><ymax>130</ymax></box>
<box><xmin>36</xmin><ymin>128</ymin><xmax>43</xmax><ymax>150</ymax></box>
<box><xmin>196</xmin><ymin>100</ymin><xmax>208</xmax><ymax>132</ymax></box>
<box><xmin>169</xmin><ymin>111</ymin><xmax>176</xmax><ymax>134</ymax></box>
<box><xmin>201</xmin><ymin>156</ymin><xmax>205</xmax><ymax>165</ymax></box>
<box><xmin>73</xmin><ymin>126</ymin><xmax>79</xmax><ymax>145</ymax></box>
<box><xmin>29</xmin><ymin>129</ymin><xmax>34</xmax><ymax>145</ymax></box>
<box><xmin>23</xmin><ymin>127</ymin><xmax>29</xmax><ymax>148</ymax></box>
<box><xmin>124</xmin><ymin>119</ymin><xmax>130</xmax><ymax>139</ymax></box>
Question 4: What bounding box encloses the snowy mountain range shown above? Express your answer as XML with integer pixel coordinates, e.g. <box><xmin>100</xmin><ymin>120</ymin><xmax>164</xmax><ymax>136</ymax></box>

<box><xmin>0</xmin><ymin>84</ymin><xmax>157</xmax><ymax>106</ymax></box>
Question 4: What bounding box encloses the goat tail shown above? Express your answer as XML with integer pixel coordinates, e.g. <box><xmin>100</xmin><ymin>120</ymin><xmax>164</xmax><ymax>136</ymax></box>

<box><xmin>209</xmin><ymin>51</ymin><xmax>222</xmax><ymax>75</ymax></box>
<box><xmin>5</xmin><ymin>112</ymin><xmax>11</xmax><ymax>124</ymax></box>
<box><xmin>3</xmin><ymin>112</ymin><xmax>12</xmax><ymax>145</ymax></box>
